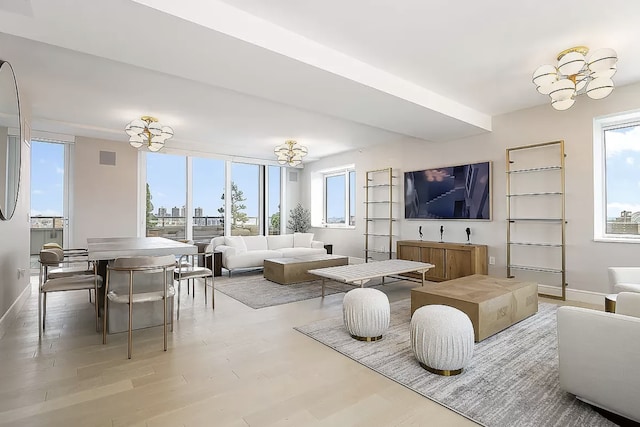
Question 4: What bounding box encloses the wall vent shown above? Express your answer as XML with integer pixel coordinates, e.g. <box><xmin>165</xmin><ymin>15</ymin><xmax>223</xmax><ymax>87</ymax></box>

<box><xmin>99</xmin><ymin>151</ymin><xmax>116</xmax><ymax>166</ymax></box>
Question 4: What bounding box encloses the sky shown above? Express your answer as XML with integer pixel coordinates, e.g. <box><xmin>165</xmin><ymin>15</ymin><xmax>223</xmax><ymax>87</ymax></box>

<box><xmin>31</xmin><ymin>141</ymin><xmax>64</xmax><ymax>217</ymax></box>
<box><xmin>605</xmin><ymin>124</ymin><xmax>640</xmax><ymax>219</ymax></box>
<box><xmin>30</xmin><ymin>142</ymin><xmax>350</xmax><ymax>223</ymax></box>
<box><xmin>325</xmin><ymin>174</ymin><xmax>345</xmax><ymax>222</ymax></box>
<box><xmin>146</xmin><ymin>153</ymin><xmax>281</xmax><ymax>218</ymax></box>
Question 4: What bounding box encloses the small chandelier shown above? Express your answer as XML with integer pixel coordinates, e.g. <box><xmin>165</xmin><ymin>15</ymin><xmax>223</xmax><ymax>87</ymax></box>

<box><xmin>532</xmin><ymin>46</ymin><xmax>618</xmax><ymax>111</ymax></box>
<box><xmin>125</xmin><ymin>116</ymin><xmax>174</xmax><ymax>152</ymax></box>
<box><xmin>274</xmin><ymin>140</ymin><xmax>308</xmax><ymax>166</ymax></box>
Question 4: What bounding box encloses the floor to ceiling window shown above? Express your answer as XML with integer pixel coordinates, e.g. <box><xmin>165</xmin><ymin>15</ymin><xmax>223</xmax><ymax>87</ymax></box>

<box><xmin>268</xmin><ymin>165</ymin><xmax>281</xmax><ymax>235</ymax></box>
<box><xmin>192</xmin><ymin>157</ymin><xmax>225</xmax><ymax>240</ymax></box>
<box><xmin>146</xmin><ymin>152</ymin><xmax>186</xmax><ymax>240</ymax></box>
<box><xmin>30</xmin><ymin>140</ymin><xmax>67</xmax><ymax>254</ymax></box>
<box><xmin>144</xmin><ymin>154</ymin><xmax>282</xmax><ymax>240</ymax></box>
<box><xmin>230</xmin><ymin>163</ymin><xmax>261</xmax><ymax>236</ymax></box>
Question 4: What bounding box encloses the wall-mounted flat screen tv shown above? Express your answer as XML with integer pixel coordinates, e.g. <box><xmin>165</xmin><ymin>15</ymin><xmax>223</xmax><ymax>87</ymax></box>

<box><xmin>404</xmin><ymin>161</ymin><xmax>491</xmax><ymax>220</ymax></box>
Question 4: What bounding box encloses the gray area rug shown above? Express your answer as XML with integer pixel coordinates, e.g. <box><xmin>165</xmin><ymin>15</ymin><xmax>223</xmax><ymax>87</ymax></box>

<box><xmin>215</xmin><ymin>273</ymin><xmax>357</xmax><ymax>309</ymax></box>
<box><xmin>295</xmin><ymin>300</ymin><xmax>616</xmax><ymax>427</ymax></box>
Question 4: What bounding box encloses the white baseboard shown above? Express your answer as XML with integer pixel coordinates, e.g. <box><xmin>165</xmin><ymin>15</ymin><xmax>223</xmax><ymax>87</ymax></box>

<box><xmin>0</xmin><ymin>283</ymin><xmax>32</xmax><ymax>340</ymax></box>
<box><xmin>538</xmin><ymin>284</ymin><xmax>606</xmax><ymax>306</ymax></box>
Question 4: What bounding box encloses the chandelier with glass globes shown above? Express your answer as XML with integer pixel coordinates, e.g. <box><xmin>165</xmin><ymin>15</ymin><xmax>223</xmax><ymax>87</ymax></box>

<box><xmin>532</xmin><ymin>46</ymin><xmax>617</xmax><ymax>111</ymax></box>
<box><xmin>125</xmin><ymin>116</ymin><xmax>174</xmax><ymax>152</ymax></box>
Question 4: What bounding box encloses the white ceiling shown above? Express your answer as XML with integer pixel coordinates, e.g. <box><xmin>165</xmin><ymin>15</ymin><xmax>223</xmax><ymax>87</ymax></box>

<box><xmin>1</xmin><ymin>0</ymin><xmax>640</xmax><ymax>163</ymax></box>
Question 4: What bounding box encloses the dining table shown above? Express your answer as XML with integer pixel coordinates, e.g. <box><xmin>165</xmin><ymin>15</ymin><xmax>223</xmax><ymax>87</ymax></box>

<box><xmin>87</xmin><ymin>236</ymin><xmax>197</xmax><ymax>261</ymax></box>
<box><xmin>87</xmin><ymin>236</ymin><xmax>198</xmax><ymax>334</ymax></box>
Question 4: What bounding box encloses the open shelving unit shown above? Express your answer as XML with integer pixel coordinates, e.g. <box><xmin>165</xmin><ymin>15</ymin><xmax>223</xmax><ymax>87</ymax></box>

<box><xmin>364</xmin><ymin>167</ymin><xmax>396</xmax><ymax>262</ymax></box>
<box><xmin>506</xmin><ymin>140</ymin><xmax>567</xmax><ymax>300</ymax></box>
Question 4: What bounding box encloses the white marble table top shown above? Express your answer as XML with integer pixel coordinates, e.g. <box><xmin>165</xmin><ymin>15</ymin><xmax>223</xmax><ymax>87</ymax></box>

<box><xmin>308</xmin><ymin>259</ymin><xmax>434</xmax><ymax>283</ymax></box>
<box><xmin>87</xmin><ymin>237</ymin><xmax>197</xmax><ymax>261</ymax></box>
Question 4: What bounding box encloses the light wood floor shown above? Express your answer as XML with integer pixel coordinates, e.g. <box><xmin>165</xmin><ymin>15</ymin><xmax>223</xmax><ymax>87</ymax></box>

<box><xmin>0</xmin><ymin>274</ymin><xmax>599</xmax><ymax>427</ymax></box>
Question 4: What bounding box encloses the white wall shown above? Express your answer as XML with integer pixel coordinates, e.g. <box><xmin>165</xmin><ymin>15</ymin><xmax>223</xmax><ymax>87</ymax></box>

<box><xmin>282</xmin><ymin>167</ymin><xmax>301</xmax><ymax>232</ymax></box>
<box><xmin>72</xmin><ymin>137</ymin><xmax>138</xmax><ymax>247</ymax></box>
<box><xmin>302</xmin><ymin>81</ymin><xmax>640</xmax><ymax>296</ymax></box>
<box><xmin>0</xmin><ymin>118</ymin><xmax>31</xmax><ymax>333</ymax></box>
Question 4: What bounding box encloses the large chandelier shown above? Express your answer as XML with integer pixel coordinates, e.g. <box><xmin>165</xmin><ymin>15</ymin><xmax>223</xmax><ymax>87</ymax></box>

<box><xmin>125</xmin><ymin>116</ymin><xmax>174</xmax><ymax>152</ymax></box>
<box><xmin>532</xmin><ymin>46</ymin><xmax>618</xmax><ymax>111</ymax></box>
<box><xmin>274</xmin><ymin>140</ymin><xmax>308</xmax><ymax>166</ymax></box>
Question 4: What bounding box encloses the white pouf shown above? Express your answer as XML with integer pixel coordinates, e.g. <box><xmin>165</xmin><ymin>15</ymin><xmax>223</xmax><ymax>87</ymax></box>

<box><xmin>411</xmin><ymin>305</ymin><xmax>474</xmax><ymax>376</ymax></box>
<box><xmin>343</xmin><ymin>288</ymin><xmax>390</xmax><ymax>341</ymax></box>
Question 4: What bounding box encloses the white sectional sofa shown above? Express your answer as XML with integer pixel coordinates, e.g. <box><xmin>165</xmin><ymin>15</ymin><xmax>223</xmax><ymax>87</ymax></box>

<box><xmin>212</xmin><ymin>233</ymin><xmax>327</xmax><ymax>275</ymax></box>
<box><xmin>557</xmin><ymin>292</ymin><xmax>640</xmax><ymax>423</ymax></box>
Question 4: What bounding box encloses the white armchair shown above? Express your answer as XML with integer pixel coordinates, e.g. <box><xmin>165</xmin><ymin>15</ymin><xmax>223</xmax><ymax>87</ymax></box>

<box><xmin>608</xmin><ymin>267</ymin><xmax>640</xmax><ymax>293</ymax></box>
<box><xmin>557</xmin><ymin>292</ymin><xmax>640</xmax><ymax>423</ymax></box>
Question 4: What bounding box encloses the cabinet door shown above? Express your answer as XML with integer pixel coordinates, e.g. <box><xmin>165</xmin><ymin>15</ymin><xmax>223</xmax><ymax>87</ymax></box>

<box><xmin>446</xmin><ymin>249</ymin><xmax>472</xmax><ymax>279</ymax></box>
<box><xmin>422</xmin><ymin>248</ymin><xmax>446</xmax><ymax>280</ymax></box>
<box><xmin>398</xmin><ymin>244</ymin><xmax>420</xmax><ymax>262</ymax></box>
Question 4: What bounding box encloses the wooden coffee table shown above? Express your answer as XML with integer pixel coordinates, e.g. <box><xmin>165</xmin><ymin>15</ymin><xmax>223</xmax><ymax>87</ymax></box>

<box><xmin>264</xmin><ymin>254</ymin><xmax>348</xmax><ymax>285</ymax></box>
<box><xmin>411</xmin><ymin>274</ymin><xmax>538</xmax><ymax>342</ymax></box>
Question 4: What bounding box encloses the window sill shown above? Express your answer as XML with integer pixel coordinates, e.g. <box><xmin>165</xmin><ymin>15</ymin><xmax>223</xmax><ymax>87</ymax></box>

<box><xmin>593</xmin><ymin>237</ymin><xmax>640</xmax><ymax>244</ymax></box>
<box><xmin>314</xmin><ymin>224</ymin><xmax>356</xmax><ymax>230</ymax></box>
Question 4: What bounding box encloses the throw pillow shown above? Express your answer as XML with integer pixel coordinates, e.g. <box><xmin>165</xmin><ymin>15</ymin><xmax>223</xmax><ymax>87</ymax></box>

<box><xmin>242</xmin><ymin>235</ymin><xmax>268</xmax><ymax>251</ymax></box>
<box><xmin>267</xmin><ymin>234</ymin><xmax>294</xmax><ymax>250</ymax></box>
<box><xmin>293</xmin><ymin>232</ymin><xmax>314</xmax><ymax>248</ymax></box>
<box><xmin>224</xmin><ymin>236</ymin><xmax>247</xmax><ymax>254</ymax></box>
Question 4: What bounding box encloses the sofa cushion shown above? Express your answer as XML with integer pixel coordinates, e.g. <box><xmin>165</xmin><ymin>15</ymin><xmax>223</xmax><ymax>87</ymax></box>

<box><xmin>225</xmin><ymin>250</ymin><xmax>282</xmax><ymax>270</ymax></box>
<box><xmin>211</xmin><ymin>236</ymin><xmax>226</xmax><ymax>248</ymax></box>
<box><xmin>243</xmin><ymin>235</ymin><xmax>268</xmax><ymax>251</ymax></box>
<box><xmin>278</xmin><ymin>247</ymin><xmax>326</xmax><ymax>257</ymax></box>
<box><xmin>293</xmin><ymin>232</ymin><xmax>314</xmax><ymax>248</ymax></box>
<box><xmin>267</xmin><ymin>234</ymin><xmax>294</xmax><ymax>250</ymax></box>
<box><xmin>224</xmin><ymin>236</ymin><xmax>247</xmax><ymax>254</ymax></box>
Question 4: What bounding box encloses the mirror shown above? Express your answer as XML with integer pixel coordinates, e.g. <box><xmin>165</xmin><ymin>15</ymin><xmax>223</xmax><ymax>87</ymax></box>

<box><xmin>0</xmin><ymin>60</ymin><xmax>21</xmax><ymax>221</ymax></box>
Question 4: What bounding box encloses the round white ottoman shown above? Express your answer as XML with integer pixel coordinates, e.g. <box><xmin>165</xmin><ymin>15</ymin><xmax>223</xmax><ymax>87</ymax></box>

<box><xmin>411</xmin><ymin>305</ymin><xmax>474</xmax><ymax>376</ymax></box>
<box><xmin>343</xmin><ymin>288</ymin><xmax>390</xmax><ymax>341</ymax></box>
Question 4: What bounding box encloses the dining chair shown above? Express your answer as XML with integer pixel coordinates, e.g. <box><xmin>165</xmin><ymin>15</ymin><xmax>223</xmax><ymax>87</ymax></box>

<box><xmin>42</xmin><ymin>243</ymin><xmax>96</xmax><ymax>302</ymax></box>
<box><xmin>38</xmin><ymin>249</ymin><xmax>102</xmax><ymax>338</ymax></box>
<box><xmin>175</xmin><ymin>241</ymin><xmax>194</xmax><ymax>295</ymax></box>
<box><xmin>175</xmin><ymin>248</ymin><xmax>215</xmax><ymax>320</ymax></box>
<box><xmin>102</xmin><ymin>255</ymin><xmax>176</xmax><ymax>359</ymax></box>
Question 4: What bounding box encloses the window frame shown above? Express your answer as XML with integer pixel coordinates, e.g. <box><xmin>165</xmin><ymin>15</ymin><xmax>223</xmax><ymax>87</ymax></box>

<box><xmin>322</xmin><ymin>167</ymin><xmax>356</xmax><ymax>228</ymax></box>
<box><xmin>142</xmin><ymin>150</ymin><xmax>284</xmax><ymax>240</ymax></box>
<box><xmin>593</xmin><ymin>109</ymin><xmax>640</xmax><ymax>242</ymax></box>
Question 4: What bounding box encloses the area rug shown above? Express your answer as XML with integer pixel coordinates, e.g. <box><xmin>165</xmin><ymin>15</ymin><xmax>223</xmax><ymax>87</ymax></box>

<box><xmin>215</xmin><ymin>273</ymin><xmax>357</xmax><ymax>309</ymax></box>
<box><xmin>295</xmin><ymin>300</ymin><xmax>615</xmax><ymax>427</ymax></box>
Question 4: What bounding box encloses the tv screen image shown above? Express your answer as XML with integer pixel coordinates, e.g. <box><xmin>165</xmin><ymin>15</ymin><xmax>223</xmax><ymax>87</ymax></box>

<box><xmin>404</xmin><ymin>161</ymin><xmax>491</xmax><ymax>220</ymax></box>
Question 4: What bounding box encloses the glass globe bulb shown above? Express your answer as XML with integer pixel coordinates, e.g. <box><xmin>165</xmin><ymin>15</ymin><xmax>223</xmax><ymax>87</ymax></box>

<box><xmin>551</xmin><ymin>98</ymin><xmax>575</xmax><ymax>111</ymax></box>
<box><xmin>588</xmin><ymin>48</ymin><xmax>617</xmax><ymax>73</ymax></box>
<box><xmin>549</xmin><ymin>79</ymin><xmax>576</xmax><ymax>101</ymax></box>
<box><xmin>586</xmin><ymin>77</ymin><xmax>614</xmax><ymax>100</ymax></box>
<box><xmin>557</xmin><ymin>51</ymin><xmax>586</xmax><ymax>76</ymax></box>
<box><xmin>532</xmin><ymin>64</ymin><xmax>557</xmax><ymax>87</ymax></box>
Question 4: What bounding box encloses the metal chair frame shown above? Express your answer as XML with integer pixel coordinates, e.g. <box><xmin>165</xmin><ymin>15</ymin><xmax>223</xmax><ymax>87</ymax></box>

<box><xmin>38</xmin><ymin>249</ymin><xmax>101</xmax><ymax>338</ymax></box>
<box><xmin>102</xmin><ymin>255</ymin><xmax>176</xmax><ymax>359</ymax></box>
<box><xmin>175</xmin><ymin>251</ymin><xmax>215</xmax><ymax>320</ymax></box>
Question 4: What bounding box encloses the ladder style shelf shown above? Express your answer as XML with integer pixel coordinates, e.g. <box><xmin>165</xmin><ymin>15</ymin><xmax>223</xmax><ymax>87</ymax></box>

<box><xmin>506</xmin><ymin>140</ymin><xmax>567</xmax><ymax>300</ymax></box>
<box><xmin>364</xmin><ymin>167</ymin><xmax>396</xmax><ymax>262</ymax></box>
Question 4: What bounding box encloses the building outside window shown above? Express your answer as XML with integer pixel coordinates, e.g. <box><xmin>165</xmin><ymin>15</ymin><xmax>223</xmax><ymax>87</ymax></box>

<box><xmin>192</xmin><ymin>157</ymin><xmax>225</xmax><ymax>240</ymax></box>
<box><xmin>146</xmin><ymin>152</ymin><xmax>186</xmax><ymax>240</ymax></box>
<box><xmin>145</xmin><ymin>153</ymin><xmax>281</xmax><ymax>240</ymax></box>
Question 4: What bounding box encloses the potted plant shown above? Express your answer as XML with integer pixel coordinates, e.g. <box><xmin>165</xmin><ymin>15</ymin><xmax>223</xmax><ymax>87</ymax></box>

<box><xmin>287</xmin><ymin>203</ymin><xmax>311</xmax><ymax>233</ymax></box>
